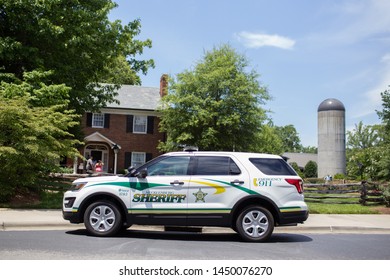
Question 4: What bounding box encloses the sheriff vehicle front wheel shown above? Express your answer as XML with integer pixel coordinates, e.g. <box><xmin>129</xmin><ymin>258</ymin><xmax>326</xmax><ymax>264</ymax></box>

<box><xmin>84</xmin><ymin>201</ymin><xmax>122</xmax><ymax>237</ymax></box>
<box><xmin>236</xmin><ymin>205</ymin><xmax>274</xmax><ymax>242</ymax></box>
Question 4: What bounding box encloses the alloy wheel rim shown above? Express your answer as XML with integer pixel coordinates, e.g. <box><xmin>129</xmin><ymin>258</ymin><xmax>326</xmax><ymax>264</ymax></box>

<box><xmin>242</xmin><ymin>210</ymin><xmax>269</xmax><ymax>238</ymax></box>
<box><xmin>89</xmin><ymin>205</ymin><xmax>116</xmax><ymax>232</ymax></box>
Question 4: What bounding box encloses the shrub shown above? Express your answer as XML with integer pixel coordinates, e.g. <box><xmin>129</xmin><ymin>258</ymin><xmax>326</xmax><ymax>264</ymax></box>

<box><xmin>290</xmin><ymin>162</ymin><xmax>304</xmax><ymax>177</ymax></box>
<box><xmin>334</xmin><ymin>173</ymin><xmax>346</xmax><ymax>180</ymax></box>
<box><xmin>0</xmin><ymin>184</ymin><xmax>15</xmax><ymax>203</ymax></box>
<box><xmin>304</xmin><ymin>160</ymin><xmax>318</xmax><ymax>178</ymax></box>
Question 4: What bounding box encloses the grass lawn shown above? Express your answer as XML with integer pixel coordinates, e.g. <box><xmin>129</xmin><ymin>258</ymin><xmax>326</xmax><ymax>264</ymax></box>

<box><xmin>307</xmin><ymin>202</ymin><xmax>383</xmax><ymax>214</ymax></box>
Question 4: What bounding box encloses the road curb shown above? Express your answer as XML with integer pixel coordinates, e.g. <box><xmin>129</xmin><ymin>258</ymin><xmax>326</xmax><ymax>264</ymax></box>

<box><xmin>274</xmin><ymin>226</ymin><xmax>390</xmax><ymax>234</ymax></box>
<box><xmin>1</xmin><ymin>222</ymin><xmax>83</xmax><ymax>231</ymax></box>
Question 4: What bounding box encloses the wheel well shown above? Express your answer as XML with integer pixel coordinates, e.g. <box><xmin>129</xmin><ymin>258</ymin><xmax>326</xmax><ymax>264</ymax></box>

<box><xmin>231</xmin><ymin>196</ymin><xmax>280</xmax><ymax>227</ymax></box>
<box><xmin>78</xmin><ymin>193</ymin><xmax>128</xmax><ymax>224</ymax></box>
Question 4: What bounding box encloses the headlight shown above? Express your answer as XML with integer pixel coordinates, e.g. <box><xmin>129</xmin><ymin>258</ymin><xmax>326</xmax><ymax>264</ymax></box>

<box><xmin>70</xmin><ymin>182</ymin><xmax>87</xmax><ymax>191</ymax></box>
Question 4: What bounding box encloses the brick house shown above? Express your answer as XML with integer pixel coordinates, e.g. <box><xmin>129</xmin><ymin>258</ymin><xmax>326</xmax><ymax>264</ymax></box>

<box><xmin>73</xmin><ymin>75</ymin><xmax>167</xmax><ymax>174</ymax></box>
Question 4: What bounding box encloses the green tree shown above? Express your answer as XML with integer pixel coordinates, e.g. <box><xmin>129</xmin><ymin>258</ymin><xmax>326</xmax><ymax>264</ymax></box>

<box><xmin>304</xmin><ymin>160</ymin><xmax>318</xmax><ymax>178</ymax></box>
<box><xmin>274</xmin><ymin>125</ymin><xmax>302</xmax><ymax>152</ymax></box>
<box><xmin>0</xmin><ymin>72</ymin><xmax>81</xmax><ymax>202</ymax></box>
<box><xmin>346</xmin><ymin>121</ymin><xmax>384</xmax><ymax>180</ymax></box>
<box><xmin>346</xmin><ymin>121</ymin><xmax>382</xmax><ymax>149</ymax></box>
<box><xmin>158</xmin><ymin>44</ymin><xmax>270</xmax><ymax>151</ymax></box>
<box><xmin>251</xmin><ymin>125</ymin><xmax>283</xmax><ymax>154</ymax></box>
<box><xmin>99</xmin><ymin>55</ymin><xmax>142</xmax><ymax>85</ymax></box>
<box><xmin>0</xmin><ymin>0</ymin><xmax>154</xmax><ymax>113</ymax></box>
<box><xmin>300</xmin><ymin>145</ymin><xmax>317</xmax><ymax>154</ymax></box>
<box><xmin>342</xmin><ymin>87</ymin><xmax>390</xmax><ymax>180</ymax></box>
<box><xmin>377</xmin><ymin>88</ymin><xmax>390</xmax><ymax>137</ymax></box>
<box><xmin>376</xmin><ymin>87</ymin><xmax>390</xmax><ymax>179</ymax></box>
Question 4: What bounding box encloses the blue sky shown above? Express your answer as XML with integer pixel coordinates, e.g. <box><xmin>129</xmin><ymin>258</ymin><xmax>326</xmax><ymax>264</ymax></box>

<box><xmin>109</xmin><ymin>0</ymin><xmax>390</xmax><ymax>147</ymax></box>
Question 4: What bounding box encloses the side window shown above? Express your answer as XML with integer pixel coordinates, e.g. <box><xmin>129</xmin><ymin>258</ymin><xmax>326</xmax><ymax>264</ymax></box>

<box><xmin>92</xmin><ymin>113</ymin><xmax>104</xmax><ymax>128</ymax></box>
<box><xmin>147</xmin><ymin>156</ymin><xmax>190</xmax><ymax>176</ymax></box>
<box><xmin>249</xmin><ymin>158</ymin><xmax>297</xmax><ymax>175</ymax></box>
<box><xmin>131</xmin><ymin>152</ymin><xmax>146</xmax><ymax>168</ymax></box>
<box><xmin>195</xmin><ymin>156</ymin><xmax>241</xmax><ymax>176</ymax></box>
<box><xmin>133</xmin><ymin>115</ymin><xmax>147</xmax><ymax>134</ymax></box>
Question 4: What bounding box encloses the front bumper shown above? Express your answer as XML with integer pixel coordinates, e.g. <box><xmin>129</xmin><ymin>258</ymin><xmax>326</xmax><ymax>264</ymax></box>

<box><xmin>62</xmin><ymin>210</ymin><xmax>83</xmax><ymax>224</ymax></box>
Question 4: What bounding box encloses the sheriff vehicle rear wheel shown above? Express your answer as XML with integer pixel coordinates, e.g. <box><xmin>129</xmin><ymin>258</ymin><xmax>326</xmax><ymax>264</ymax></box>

<box><xmin>236</xmin><ymin>205</ymin><xmax>274</xmax><ymax>242</ymax></box>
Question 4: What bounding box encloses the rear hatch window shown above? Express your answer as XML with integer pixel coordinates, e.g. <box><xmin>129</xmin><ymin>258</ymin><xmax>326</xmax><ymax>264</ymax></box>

<box><xmin>249</xmin><ymin>158</ymin><xmax>297</xmax><ymax>176</ymax></box>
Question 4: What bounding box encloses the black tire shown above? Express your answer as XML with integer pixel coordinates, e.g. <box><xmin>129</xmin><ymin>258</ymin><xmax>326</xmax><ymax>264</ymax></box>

<box><xmin>235</xmin><ymin>205</ymin><xmax>274</xmax><ymax>242</ymax></box>
<box><xmin>84</xmin><ymin>200</ymin><xmax>122</xmax><ymax>237</ymax></box>
<box><xmin>231</xmin><ymin>224</ymin><xmax>238</xmax><ymax>233</ymax></box>
<box><xmin>120</xmin><ymin>224</ymin><xmax>132</xmax><ymax>233</ymax></box>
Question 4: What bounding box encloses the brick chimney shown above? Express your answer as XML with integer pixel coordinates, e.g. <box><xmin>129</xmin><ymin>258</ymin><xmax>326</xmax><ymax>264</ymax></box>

<box><xmin>159</xmin><ymin>74</ymin><xmax>168</xmax><ymax>97</ymax></box>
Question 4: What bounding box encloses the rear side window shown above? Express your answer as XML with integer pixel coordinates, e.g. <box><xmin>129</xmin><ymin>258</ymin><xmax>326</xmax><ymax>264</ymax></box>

<box><xmin>195</xmin><ymin>156</ymin><xmax>241</xmax><ymax>175</ymax></box>
<box><xmin>249</xmin><ymin>158</ymin><xmax>297</xmax><ymax>176</ymax></box>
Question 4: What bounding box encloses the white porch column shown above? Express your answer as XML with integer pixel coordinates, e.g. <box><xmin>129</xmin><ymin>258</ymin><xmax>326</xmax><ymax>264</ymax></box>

<box><xmin>73</xmin><ymin>156</ymin><xmax>78</xmax><ymax>175</ymax></box>
<box><xmin>112</xmin><ymin>144</ymin><xmax>120</xmax><ymax>174</ymax></box>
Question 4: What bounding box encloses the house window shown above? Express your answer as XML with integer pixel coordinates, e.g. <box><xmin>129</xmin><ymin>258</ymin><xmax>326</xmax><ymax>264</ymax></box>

<box><xmin>92</xmin><ymin>113</ymin><xmax>104</xmax><ymax>128</ymax></box>
<box><xmin>133</xmin><ymin>115</ymin><xmax>147</xmax><ymax>133</ymax></box>
<box><xmin>132</xmin><ymin>152</ymin><xmax>146</xmax><ymax>167</ymax></box>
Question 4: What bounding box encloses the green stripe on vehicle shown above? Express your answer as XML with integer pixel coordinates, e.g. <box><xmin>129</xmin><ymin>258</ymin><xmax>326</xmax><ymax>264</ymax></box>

<box><xmin>206</xmin><ymin>179</ymin><xmax>258</xmax><ymax>195</ymax></box>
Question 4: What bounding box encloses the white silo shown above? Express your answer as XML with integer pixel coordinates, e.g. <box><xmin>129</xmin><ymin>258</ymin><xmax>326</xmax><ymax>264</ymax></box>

<box><xmin>317</xmin><ymin>98</ymin><xmax>346</xmax><ymax>178</ymax></box>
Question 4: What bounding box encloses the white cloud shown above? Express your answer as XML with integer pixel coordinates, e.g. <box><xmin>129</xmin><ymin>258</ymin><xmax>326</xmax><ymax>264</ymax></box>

<box><xmin>323</xmin><ymin>0</ymin><xmax>390</xmax><ymax>45</ymax></box>
<box><xmin>382</xmin><ymin>53</ymin><xmax>390</xmax><ymax>62</ymax></box>
<box><xmin>235</xmin><ymin>31</ymin><xmax>295</xmax><ymax>50</ymax></box>
<box><xmin>350</xmin><ymin>53</ymin><xmax>390</xmax><ymax>119</ymax></box>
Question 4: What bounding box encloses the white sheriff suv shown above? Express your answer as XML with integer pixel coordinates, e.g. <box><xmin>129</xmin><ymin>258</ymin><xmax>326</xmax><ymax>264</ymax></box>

<box><xmin>63</xmin><ymin>151</ymin><xmax>308</xmax><ymax>242</ymax></box>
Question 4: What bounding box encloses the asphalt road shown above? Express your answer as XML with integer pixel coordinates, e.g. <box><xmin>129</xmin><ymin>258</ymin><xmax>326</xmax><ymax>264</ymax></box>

<box><xmin>0</xmin><ymin>229</ymin><xmax>389</xmax><ymax>260</ymax></box>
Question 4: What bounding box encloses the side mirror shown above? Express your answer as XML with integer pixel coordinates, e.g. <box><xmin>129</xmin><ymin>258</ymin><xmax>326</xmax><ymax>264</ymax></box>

<box><xmin>127</xmin><ymin>166</ymin><xmax>139</xmax><ymax>177</ymax></box>
<box><xmin>138</xmin><ymin>169</ymin><xmax>147</xmax><ymax>179</ymax></box>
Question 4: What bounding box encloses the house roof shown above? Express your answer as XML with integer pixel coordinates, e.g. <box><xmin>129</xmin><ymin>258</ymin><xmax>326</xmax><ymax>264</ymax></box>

<box><xmin>283</xmin><ymin>152</ymin><xmax>318</xmax><ymax>168</ymax></box>
<box><xmin>84</xmin><ymin>132</ymin><xmax>122</xmax><ymax>149</ymax></box>
<box><xmin>106</xmin><ymin>85</ymin><xmax>161</xmax><ymax>111</ymax></box>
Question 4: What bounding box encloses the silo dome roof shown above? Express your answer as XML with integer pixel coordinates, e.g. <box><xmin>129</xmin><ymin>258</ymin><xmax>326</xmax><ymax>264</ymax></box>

<box><xmin>318</xmin><ymin>98</ymin><xmax>345</xmax><ymax>112</ymax></box>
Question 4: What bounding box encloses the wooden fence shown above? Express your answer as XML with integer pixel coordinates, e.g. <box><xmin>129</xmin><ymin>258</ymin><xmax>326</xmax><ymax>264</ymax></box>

<box><xmin>304</xmin><ymin>181</ymin><xmax>389</xmax><ymax>206</ymax></box>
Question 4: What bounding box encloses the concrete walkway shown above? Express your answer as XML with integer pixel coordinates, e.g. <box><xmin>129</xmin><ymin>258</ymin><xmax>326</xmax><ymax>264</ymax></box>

<box><xmin>1</xmin><ymin>208</ymin><xmax>390</xmax><ymax>234</ymax></box>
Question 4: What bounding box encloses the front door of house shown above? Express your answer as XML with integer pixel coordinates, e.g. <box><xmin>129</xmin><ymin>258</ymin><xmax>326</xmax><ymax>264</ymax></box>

<box><xmin>85</xmin><ymin>144</ymin><xmax>109</xmax><ymax>172</ymax></box>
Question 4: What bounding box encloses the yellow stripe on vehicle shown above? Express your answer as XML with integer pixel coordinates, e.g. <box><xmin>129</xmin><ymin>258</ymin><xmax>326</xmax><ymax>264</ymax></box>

<box><xmin>188</xmin><ymin>180</ymin><xmax>226</xmax><ymax>194</ymax></box>
<box><xmin>279</xmin><ymin>207</ymin><xmax>302</xmax><ymax>213</ymax></box>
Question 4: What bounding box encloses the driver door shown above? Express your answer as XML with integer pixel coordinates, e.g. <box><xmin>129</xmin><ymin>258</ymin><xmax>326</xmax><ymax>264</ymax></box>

<box><xmin>130</xmin><ymin>155</ymin><xmax>191</xmax><ymax>225</ymax></box>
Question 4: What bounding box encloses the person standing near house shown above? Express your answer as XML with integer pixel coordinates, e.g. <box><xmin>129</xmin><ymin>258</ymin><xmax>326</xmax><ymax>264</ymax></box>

<box><xmin>86</xmin><ymin>156</ymin><xmax>94</xmax><ymax>175</ymax></box>
<box><xmin>95</xmin><ymin>160</ymin><xmax>104</xmax><ymax>173</ymax></box>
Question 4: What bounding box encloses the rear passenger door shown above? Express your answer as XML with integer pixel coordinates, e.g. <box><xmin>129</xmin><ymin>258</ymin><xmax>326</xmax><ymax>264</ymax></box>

<box><xmin>187</xmin><ymin>156</ymin><xmax>250</xmax><ymax>224</ymax></box>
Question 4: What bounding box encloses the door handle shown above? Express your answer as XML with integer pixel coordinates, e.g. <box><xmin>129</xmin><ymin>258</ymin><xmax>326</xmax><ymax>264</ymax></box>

<box><xmin>231</xmin><ymin>179</ymin><xmax>244</xmax><ymax>185</ymax></box>
<box><xmin>170</xmin><ymin>180</ymin><xmax>184</xmax><ymax>185</ymax></box>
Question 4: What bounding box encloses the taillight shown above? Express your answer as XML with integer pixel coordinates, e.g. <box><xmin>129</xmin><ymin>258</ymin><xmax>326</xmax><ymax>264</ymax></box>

<box><xmin>285</xmin><ymin>179</ymin><xmax>303</xmax><ymax>194</ymax></box>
